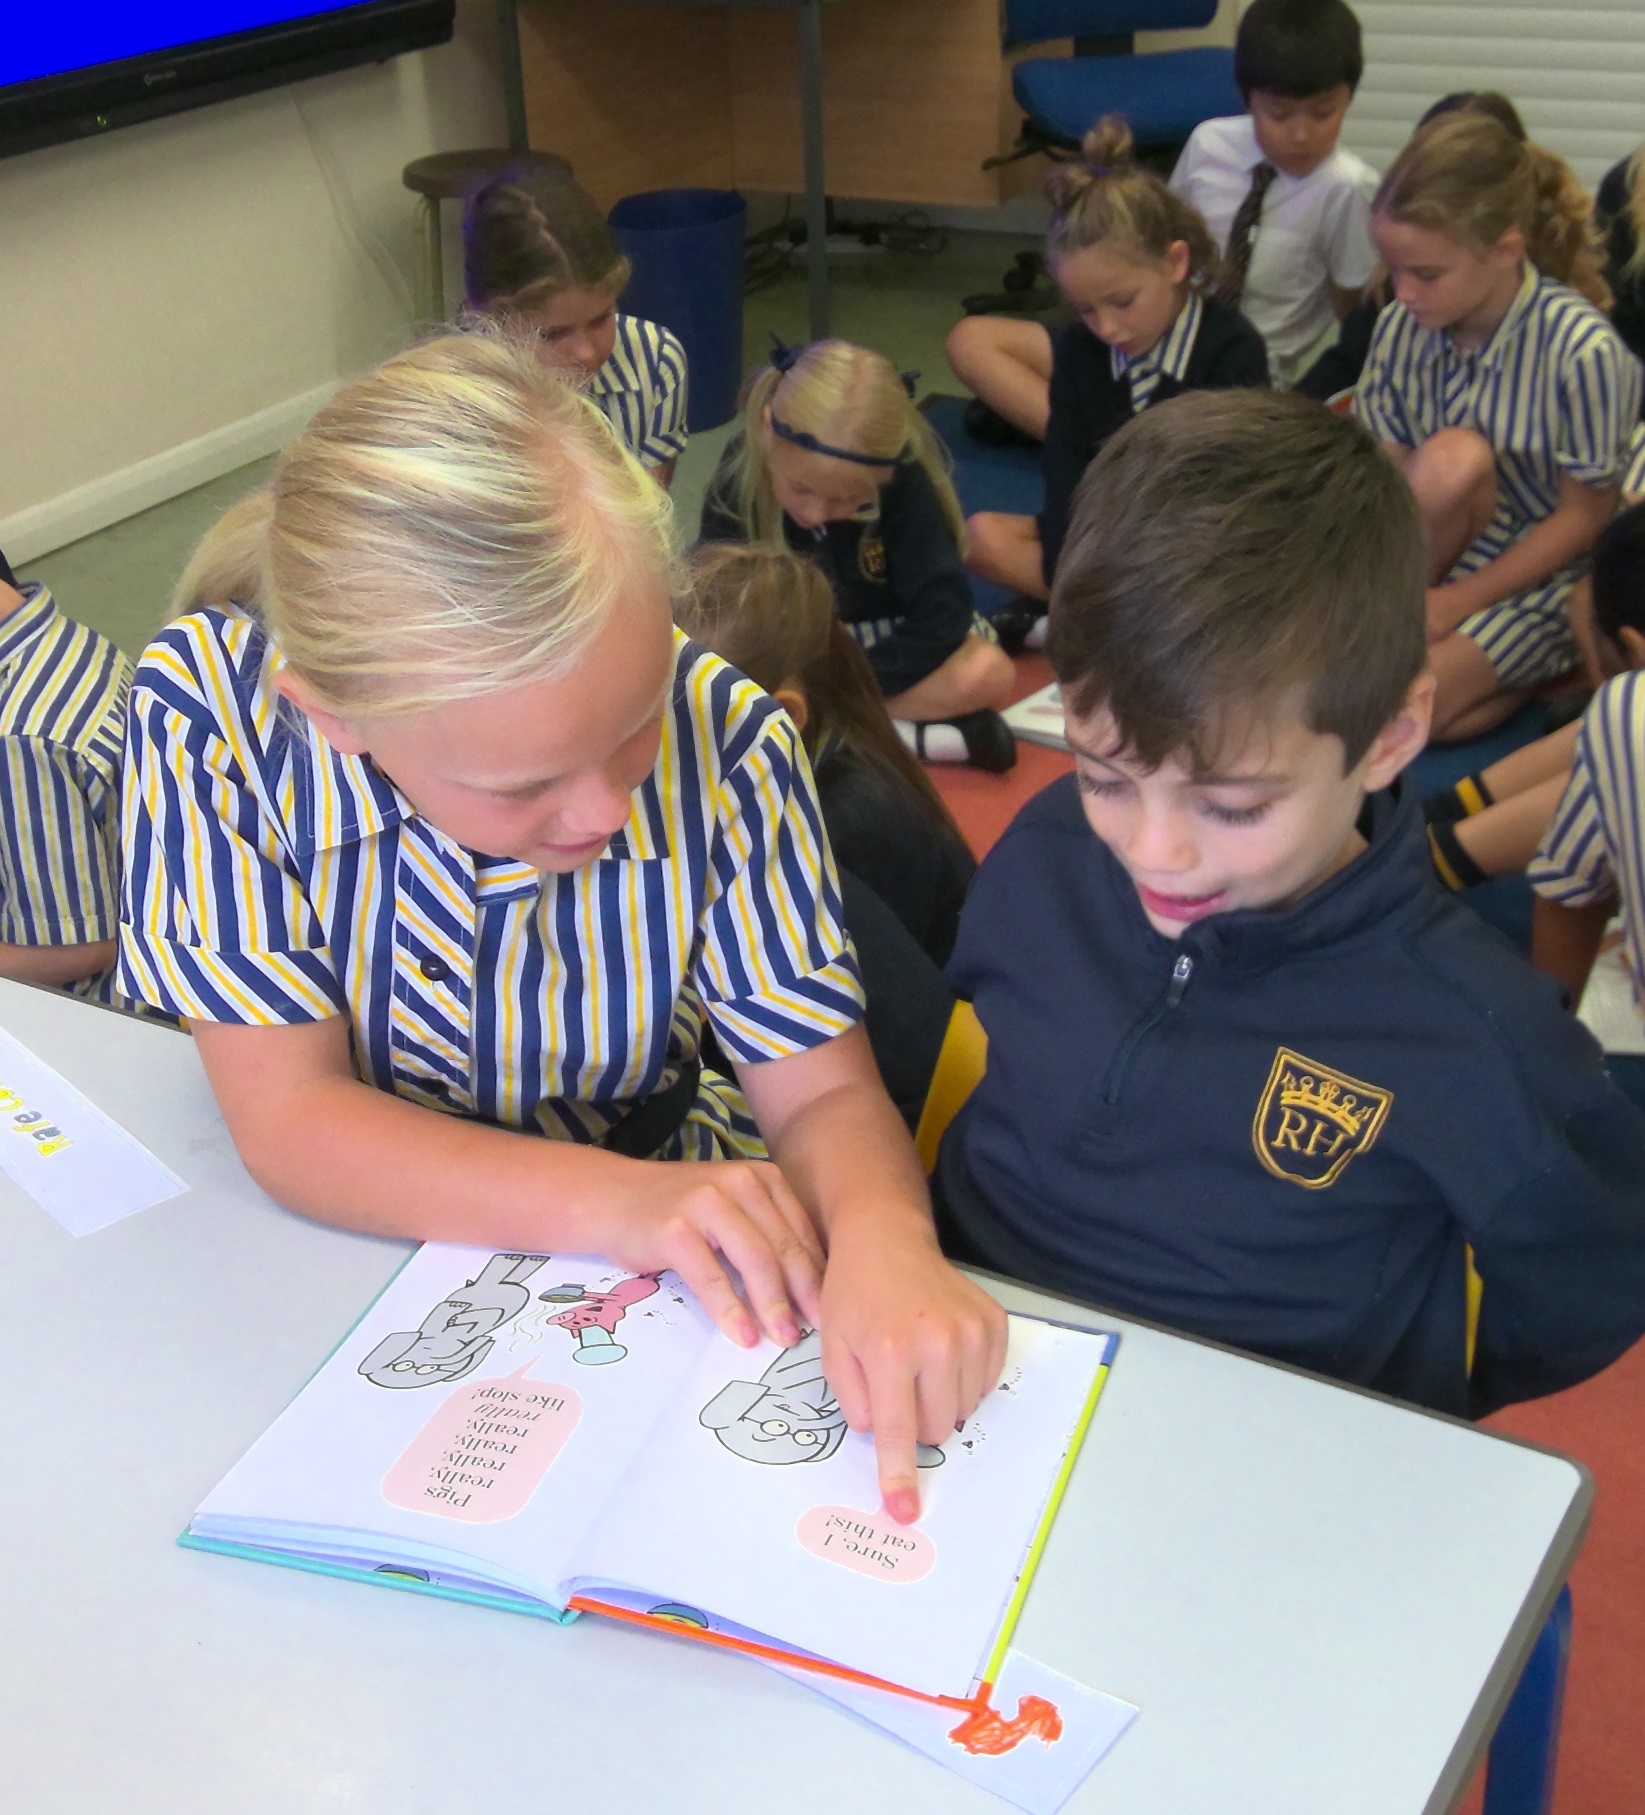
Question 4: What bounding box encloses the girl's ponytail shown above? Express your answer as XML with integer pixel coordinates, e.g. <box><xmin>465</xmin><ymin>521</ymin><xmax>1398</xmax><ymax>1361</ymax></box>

<box><xmin>171</xmin><ymin>488</ymin><xmax>275</xmax><ymax>621</ymax></box>
<box><xmin>1526</xmin><ymin>144</ymin><xmax>1611</xmax><ymax>310</ymax></box>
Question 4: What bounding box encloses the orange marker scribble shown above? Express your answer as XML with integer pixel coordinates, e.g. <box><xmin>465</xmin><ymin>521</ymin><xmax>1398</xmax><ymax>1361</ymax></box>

<box><xmin>947</xmin><ymin>1694</ymin><xmax>1064</xmax><ymax>1756</ymax></box>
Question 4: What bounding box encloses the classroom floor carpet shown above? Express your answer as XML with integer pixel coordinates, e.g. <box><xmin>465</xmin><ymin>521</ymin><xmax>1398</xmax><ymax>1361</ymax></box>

<box><xmin>24</xmin><ymin>226</ymin><xmax>1641</xmax><ymax>1812</ymax></box>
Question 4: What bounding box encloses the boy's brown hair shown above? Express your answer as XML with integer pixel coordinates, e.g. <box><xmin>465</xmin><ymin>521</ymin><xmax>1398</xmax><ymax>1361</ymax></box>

<box><xmin>1046</xmin><ymin>390</ymin><xmax>1425</xmax><ymax>772</ymax></box>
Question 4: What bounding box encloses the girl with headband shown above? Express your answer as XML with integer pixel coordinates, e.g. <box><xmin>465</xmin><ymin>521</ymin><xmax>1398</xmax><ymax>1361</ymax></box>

<box><xmin>698</xmin><ymin>339</ymin><xmax>1017</xmax><ymax>772</ymax></box>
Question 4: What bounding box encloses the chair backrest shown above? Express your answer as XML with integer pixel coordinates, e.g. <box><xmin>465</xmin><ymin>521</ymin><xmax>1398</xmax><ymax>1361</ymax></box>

<box><xmin>1004</xmin><ymin>0</ymin><xmax>1220</xmax><ymax>50</ymax></box>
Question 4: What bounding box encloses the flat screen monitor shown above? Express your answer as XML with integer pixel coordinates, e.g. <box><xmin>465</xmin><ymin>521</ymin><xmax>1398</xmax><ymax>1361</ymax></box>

<box><xmin>1</xmin><ymin>4</ymin><xmax>456</xmax><ymax>161</ymax></box>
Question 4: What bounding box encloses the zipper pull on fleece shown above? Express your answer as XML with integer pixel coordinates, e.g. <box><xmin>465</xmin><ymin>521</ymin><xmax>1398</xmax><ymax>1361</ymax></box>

<box><xmin>1167</xmin><ymin>953</ymin><xmax>1193</xmax><ymax>1007</ymax></box>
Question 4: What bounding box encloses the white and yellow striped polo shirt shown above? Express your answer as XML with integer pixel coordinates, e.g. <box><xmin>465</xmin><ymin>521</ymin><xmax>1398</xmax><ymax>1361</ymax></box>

<box><xmin>589</xmin><ymin>314</ymin><xmax>688</xmax><ymax>471</ymax></box>
<box><xmin>0</xmin><ymin>584</ymin><xmax>129</xmax><ymax>1000</ymax></box>
<box><xmin>117</xmin><ymin>609</ymin><xmax>863</xmax><ymax>1159</ymax></box>
<box><xmin>1530</xmin><ymin>671</ymin><xmax>1645</xmax><ymax>1009</ymax></box>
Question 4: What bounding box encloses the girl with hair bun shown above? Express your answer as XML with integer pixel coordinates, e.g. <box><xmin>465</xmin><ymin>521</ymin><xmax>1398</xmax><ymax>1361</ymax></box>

<box><xmin>123</xmin><ymin>331</ymin><xmax>1005</xmax><ymax>1525</ymax></box>
<box><xmin>464</xmin><ymin>166</ymin><xmax>688</xmax><ymax>485</ymax></box>
<box><xmin>1355</xmin><ymin>111</ymin><xmax>1638</xmax><ymax>740</ymax></box>
<box><xmin>964</xmin><ymin>116</ymin><xmax>1270</xmax><ymax>637</ymax></box>
<box><xmin>698</xmin><ymin>338</ymin><xmax>1018</xmax><ymax>772</ymax></box>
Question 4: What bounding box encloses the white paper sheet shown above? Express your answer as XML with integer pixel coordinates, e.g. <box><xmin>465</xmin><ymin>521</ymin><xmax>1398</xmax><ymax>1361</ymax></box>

<box><xmin>1002</xmin><ymin>682</ymin><xmax>1069</xmax><ymax>752</ymax></box>
<box><xmin>783</xmin><ymin>1649</ymin><xmax>1138</xmax><ymax>1814</ymax></box>
<box><xmin>567</xmin><ymin>1318</ymin><xmax>1112</xmax><ymax>1699</ymax></box>
<box><xmin>1578</xmin><ymin>928</ymin><xmax>1645</xmax><ymax>1055</ymax></box>
<box><xmin>0</xmin><ymin>1022</ymin><xmax>186</xmax><ymax>1233</ymax></box>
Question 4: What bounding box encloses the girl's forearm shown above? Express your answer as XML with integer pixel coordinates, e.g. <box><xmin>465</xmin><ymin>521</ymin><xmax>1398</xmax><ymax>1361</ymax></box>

<box><xmin>197</xmin><ymin>1035</ymin><xmax>636</xmax><ymax>1250</ymax></box>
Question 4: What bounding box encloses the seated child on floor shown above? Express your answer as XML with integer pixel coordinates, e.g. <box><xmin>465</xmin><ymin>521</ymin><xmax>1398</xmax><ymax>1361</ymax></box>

<box><xmin>464</xmin><ymin>166</ymin><xmax>687</xmax><ymax>485</ymax></box>
<box><xmin>698</xmin><ymin>340</ymin><xmax>1017</xmax><ymax>773</ymax></box>
<box><xmin>680</xmin><ymin>543</ymin><xmax>976</xmax><ymax>968</ymax></box>
<box><xmin>964</xmin><ymin>115</ymin><xmax>1268</xmax><ymax>636</ymax></box>
<box><xmin>1355</xmin><ymin>112</ymin><xmax>1638</xmax><ymax>741</ymax></box>
<box><xmin>1425</xmin><ymin>504</ymin><xmax>1645</xmax><ymax>892</ymax></box>
<box><xmin>1170</xmin><ymin>0</ymin><xmax>1377</xmax><ymax>389</ymax></box>
<box><xmin>933</xmin><ymin>388</ymin><xmax>1645</xmax><ymax>1420</ymax></box>
<box><xmin>0</xmin><ymin>563</ymin><xmax>130</xmax><ymax>1000</ymax></box>
<box><xmin>1528</xmin><ymin>501</ymin><xmax>1645</xmax><ymax>1017</ymax></box>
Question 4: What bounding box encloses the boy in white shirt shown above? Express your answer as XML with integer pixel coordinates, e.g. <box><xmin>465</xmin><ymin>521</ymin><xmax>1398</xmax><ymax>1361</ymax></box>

<box><xmin>1171</xmin><ymin>0</ymin><xmax>1378</xmax><ymax>387</ymax></box>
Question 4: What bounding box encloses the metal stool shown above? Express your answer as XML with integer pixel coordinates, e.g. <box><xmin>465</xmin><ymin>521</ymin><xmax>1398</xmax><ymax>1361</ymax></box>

<box><xmin>401</xmin><ymin>148</ymin><xmax>573</xmax><ymax>324</ymax></box>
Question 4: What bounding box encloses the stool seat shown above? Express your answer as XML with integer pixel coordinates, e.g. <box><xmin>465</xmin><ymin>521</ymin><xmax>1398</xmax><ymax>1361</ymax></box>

<box><xmin>401</xmin><ymin>147</ymin><xmax>572</xmax><ymax>202</ymax></box>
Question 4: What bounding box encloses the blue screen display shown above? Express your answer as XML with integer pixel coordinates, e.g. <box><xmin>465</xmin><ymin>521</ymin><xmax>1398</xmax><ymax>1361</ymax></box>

<box><xmin>3</xmin><ymin>6</ymin><xmax>365</xmax><ymax>90</ymax></box>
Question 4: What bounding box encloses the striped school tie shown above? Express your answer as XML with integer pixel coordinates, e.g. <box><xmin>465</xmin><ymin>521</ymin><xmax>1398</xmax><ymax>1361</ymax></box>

<box><xmin>1214</xmin><ymin>160</ymin><xmax>1278</xmax><ymax>307</ymax></box>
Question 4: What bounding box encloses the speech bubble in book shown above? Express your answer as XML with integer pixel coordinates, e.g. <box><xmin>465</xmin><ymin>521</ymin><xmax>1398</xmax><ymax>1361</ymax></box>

<box><xmin>796</xmin><ymin>1506</ymin><xmax>937</xmax><ymax>1582</ymax></box>
<box><xmin>381</xmin><ymin>1364</ymin><xmax>582</xmax><ymax>1523</ymax></box>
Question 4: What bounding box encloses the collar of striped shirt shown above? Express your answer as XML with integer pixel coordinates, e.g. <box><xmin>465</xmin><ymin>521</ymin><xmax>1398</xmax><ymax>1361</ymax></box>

<box><xmin>588</xmin><ymin>313</ymin><xmax>651</xmax><ymax>397</ymax></box>
<box><xmin>1435</xmin><ymin>263</ymin><xmax>1542</xmax><ymax>368</ymax></box>
<box><xmin>279</xmin><ymin>671</ymin><xmax>674</xmax><ymax>868</ymax></box>
<box><xmin>0</xmin><ymin>582</ymin><xmax>62</xmax><ymax>666</ymax></box>
<box><xmin>1110</xmin><ymin>290</ymin><xmax>1205</xmax><ymax>397</ymax></box>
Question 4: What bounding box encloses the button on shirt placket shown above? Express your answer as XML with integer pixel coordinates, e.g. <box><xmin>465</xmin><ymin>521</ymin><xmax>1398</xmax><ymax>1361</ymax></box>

<box><xmin>388</xmin><ymin>822</ymin><xmax>482</xmax><ymax>1115</ymax></box>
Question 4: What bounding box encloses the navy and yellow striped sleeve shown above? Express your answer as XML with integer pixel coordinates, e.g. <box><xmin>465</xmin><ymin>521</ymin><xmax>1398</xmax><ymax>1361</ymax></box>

<box><xmin>0</xmin><ymin>737</ymin><xmax>119</xmax><ymax>946</ymax></box>
<box><xmin>1352</xmin><ymin>307</ymin><xmax>1419</xmax><ymax>447</ymax></box>
<box><xmin>117</xmin><ymin>617</ymin><xmax>348</xmax><ymax>1024</ymax></box>
<box><xmin>1529</xmin><ymin>675</ymin><xmax>1645</xmax><ymax>907</ymax></box>
<box><xmin>641</xmin><ymin>325</ymin><xmax>689</xmax><ymax>468</ymax></box>
<box><xmin>691</xmin><ymin>664</ymin><xmax>865</xmax><ymax>1062</ymax></box>
<box><xmin>1554</xmin><ymin>328</ymin><xmax>1642</xmax><ymax>485</ymax></box>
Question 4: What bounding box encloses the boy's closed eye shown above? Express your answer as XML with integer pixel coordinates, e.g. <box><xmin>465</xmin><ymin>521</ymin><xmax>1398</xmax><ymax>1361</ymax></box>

<box><xmin>1075</xmin><ymin>767</ymin><xmax>1278</xmax><ymax>826</ymax></box>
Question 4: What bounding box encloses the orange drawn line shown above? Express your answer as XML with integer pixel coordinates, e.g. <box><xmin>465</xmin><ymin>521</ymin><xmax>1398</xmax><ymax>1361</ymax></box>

<box><xmin>948</xmin><ymin>1693</ymin><xmax>1064</xmax><ymax>1756</ymax></box>
<box><xmin>569</xmin><ymin>1595</ymin><xmax>983</xmax><ymax>1713</ymax></box>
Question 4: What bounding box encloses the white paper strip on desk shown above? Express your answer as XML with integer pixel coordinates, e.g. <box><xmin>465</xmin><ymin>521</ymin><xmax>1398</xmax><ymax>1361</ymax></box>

<box><xmin>0</xmin><ymin>1024</ymin><xmax>186</xmax><ymax>1234</ymax></box>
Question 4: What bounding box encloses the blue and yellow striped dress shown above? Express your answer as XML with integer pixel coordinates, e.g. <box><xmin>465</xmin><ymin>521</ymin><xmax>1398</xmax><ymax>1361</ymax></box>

<box><xmin>117</xmin><ymin>609</ymin><xmax>864</xmax><ymax>1159</ymax></box>
<box><xmin>0</xmin><ymin>584</ymin><xmax>129</xmax><ymax>1001</ymax></box>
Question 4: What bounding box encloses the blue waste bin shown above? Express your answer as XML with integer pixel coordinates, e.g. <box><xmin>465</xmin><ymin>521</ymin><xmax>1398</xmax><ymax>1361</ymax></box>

<box><xmin>608</xmin><ymin>188</ymin><xmax>748</xmax><ymax>433</ymax></box>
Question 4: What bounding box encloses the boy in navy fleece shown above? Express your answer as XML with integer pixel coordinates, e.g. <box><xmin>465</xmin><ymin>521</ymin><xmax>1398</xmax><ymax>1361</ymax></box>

<box><xmin>935</xmin><ymin>390</ymin><xmax>1645</xmax><ymax>1417</ymax></box>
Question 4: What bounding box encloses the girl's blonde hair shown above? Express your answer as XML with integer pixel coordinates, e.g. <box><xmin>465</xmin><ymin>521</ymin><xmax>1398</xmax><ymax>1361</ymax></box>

<box><xmin>1045</xmin><ymin>116</ymin><xmax>1221</xmax><ymax>285</ymax></box>
<box><xmin>1374</xmin><ymin>113</ymin><xmax>1611</xmax><ymax>311</ymax></box>
<box><xmin>726</xmin><ymin>339</ymin><xmax>966</xmax><ymax>551</ymax></box>
<box><xmin>679</xmin><ymin>543</ymin><xmax>968</xmax><ymax>853</ymax></box>
<box><xmin>172</xmin><ymin>329</ymin><xmax>680</xmax><ymax>717</ymax></box>
<box><xmin>462</xmin><ymin>167</ymin><xmax>631</xmax><ymax>313</ymax></box>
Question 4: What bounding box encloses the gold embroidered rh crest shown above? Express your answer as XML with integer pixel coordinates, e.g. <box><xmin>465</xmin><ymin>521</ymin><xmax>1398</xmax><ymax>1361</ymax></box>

<box><xmin>1252</xmin><ymin>1046</ymin><xmax>1392</xmax><ymax>1189</ymax></box>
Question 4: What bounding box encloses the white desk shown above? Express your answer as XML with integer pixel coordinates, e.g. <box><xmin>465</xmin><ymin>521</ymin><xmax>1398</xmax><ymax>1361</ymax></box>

<box><xmin>0</xmin><ymin>978</ymin><xmax>1587</xmax><ymax>1814</ymax></box>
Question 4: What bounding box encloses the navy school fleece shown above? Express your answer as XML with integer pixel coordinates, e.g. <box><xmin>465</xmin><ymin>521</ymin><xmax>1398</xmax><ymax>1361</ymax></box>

<box><xmin>935</xmin><ymin>776</ymin><xmax>1645</xmax><ymax>1417</ymax></box>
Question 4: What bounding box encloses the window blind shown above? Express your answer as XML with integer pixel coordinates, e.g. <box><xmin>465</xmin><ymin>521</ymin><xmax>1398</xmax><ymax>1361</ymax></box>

<box><xmin>1339</xmin><ymin>1</ymin><xmax>1645</xmax><ymax>190</ymax></box>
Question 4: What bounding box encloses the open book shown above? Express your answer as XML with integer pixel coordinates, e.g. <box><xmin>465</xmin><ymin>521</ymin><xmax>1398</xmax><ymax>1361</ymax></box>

<box><xmin>185</xmin><ymin>1242</ymin><xmax>1117</xmax><ymax>1709</ymax></box>
<box><xmin>1002</xmin><ymin>681</ymin><xmax>1070</xmax><ymax>752</ymax></box>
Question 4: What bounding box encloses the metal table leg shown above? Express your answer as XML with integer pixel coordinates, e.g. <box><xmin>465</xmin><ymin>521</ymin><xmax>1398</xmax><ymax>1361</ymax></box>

<box><xmin>798</xmin><ymin>0</ymin><xmax>829</xmax><ymax>340</ymax></box>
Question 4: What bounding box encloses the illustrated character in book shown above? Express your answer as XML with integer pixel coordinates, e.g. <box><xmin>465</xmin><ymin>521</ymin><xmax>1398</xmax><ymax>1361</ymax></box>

<box><xmin>699</xmin><ymin>1327</ymin><xmax>946</xmax><ymax>1467</ymax></box>
<box><xmin>357</xmin><ymin>1252</ymin><xmax>548</xmax><ymax>1388</ymax></box>
<box><xmin>538</xmin><ymin>1273</ymin><xmax>661</xmax><ymax>1365</ymax></box>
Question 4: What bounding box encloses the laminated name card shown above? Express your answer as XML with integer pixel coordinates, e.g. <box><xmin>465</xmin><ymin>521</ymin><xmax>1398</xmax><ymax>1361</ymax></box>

<box><xmin>185</xmin><ymin>1242</ymin><xmax>1117</xmax><ymax>1716</ymax></box>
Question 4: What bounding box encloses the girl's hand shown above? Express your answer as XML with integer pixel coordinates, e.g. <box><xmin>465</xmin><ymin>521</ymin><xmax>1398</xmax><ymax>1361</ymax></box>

<box><xmin>598</xmin><ymin>1157</ymin><xmax>825</xmax><ymax>1349</ymax></box>
<box><xmin>819</xmin><ymin>1216</ymin><xmax>1008</xmax><ymax>1525</ymax></box>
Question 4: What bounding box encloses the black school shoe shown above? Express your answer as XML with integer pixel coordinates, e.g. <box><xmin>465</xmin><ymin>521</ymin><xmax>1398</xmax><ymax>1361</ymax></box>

<box><xmin>988</xmin><ymin>596</ymin><xmax>1044</xmax><ymax>657</ymax></box>
<box><xmin>962</xmin><ymin>397</ymin><xmax>1041</xmax><ymax>449</ymax></box>
<box><xmin>912</xmin><ymin>709</ymin><xmax>1018</xmax><ymax>773</ymax></box>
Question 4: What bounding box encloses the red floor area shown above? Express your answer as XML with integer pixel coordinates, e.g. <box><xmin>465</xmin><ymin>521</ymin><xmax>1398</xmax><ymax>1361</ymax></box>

<box><xmin>931</xmin><ymin>658</ymin><xmax>1644</xmax><ymax>1815</ymax></box>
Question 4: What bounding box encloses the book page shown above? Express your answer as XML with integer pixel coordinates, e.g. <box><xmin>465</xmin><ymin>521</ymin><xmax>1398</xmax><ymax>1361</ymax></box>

<box><xmin>1002</xmin><ymin>682</ymin><xmax>1069</xmax><ymax>753</ymax></box>
<box><xmin>564</xmin><ymin>1317</ymin><xmax>1112</xmax><ymax>1699</ymax></box>
<box><xmin>1578</xmin><ymin>925</ymin><xmax>1645</xmax><ymax>1055</ymax></box>
<box><xmin>191</xmin><ymin>1243</ymin><xmax>715</xmax><ymax>1604</ymax></box>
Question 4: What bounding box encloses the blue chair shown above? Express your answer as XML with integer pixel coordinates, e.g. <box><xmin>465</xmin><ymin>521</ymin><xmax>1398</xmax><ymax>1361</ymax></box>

<box><xmin>1001</xmin><ymin>1</ymin><xmax>1242</xmax><ymax>165</ymax></box>
<box><xmin>1482</xmin><ymin>1583</ymin><xmax>1573</xmax><ymax>1815</ymax></box>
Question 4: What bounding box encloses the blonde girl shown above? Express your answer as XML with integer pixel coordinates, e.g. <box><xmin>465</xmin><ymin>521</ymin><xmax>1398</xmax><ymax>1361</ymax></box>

<box><xmin>964</xmin><ymin>117</ymin><xmax>1269</xmax><ymax>637</ymax></box>
<box><xmin>464</xmin><ymin>167</ymin><xmax>687</xmax><ymax>485</ymax></box>
<box><xmin>698</xmin><ymin>339</ymin><xmax>1017</xmax><ymax>772</ymax></box>
<box><xmin>1355</xmin><ymin>112</ymin><xmax>1637</xmax><ymax>740</ymax></box>
<box><xmin>124</xmin><ymin>332</ymin><xmax>1005</xmax><ymax>1523</ymax></box>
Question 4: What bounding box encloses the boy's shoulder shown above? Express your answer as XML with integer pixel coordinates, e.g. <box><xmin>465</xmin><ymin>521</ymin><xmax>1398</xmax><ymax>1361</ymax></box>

<box><xmin>1180</xmin><ymin>113</ymin><xmax>1257</xmax><ymax>168</ymax></box>
<box><xmin>1311</xmin><ymin>141</ymin><xmax>1379</xmax><ymax>200</ymax></box>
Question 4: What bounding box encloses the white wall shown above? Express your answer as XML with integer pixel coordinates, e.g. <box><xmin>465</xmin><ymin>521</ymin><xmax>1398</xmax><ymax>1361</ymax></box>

<box><xmin>0</xmin><ymin>1</ymin><xmax>506</xmax><ymax>562</ymax></box>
